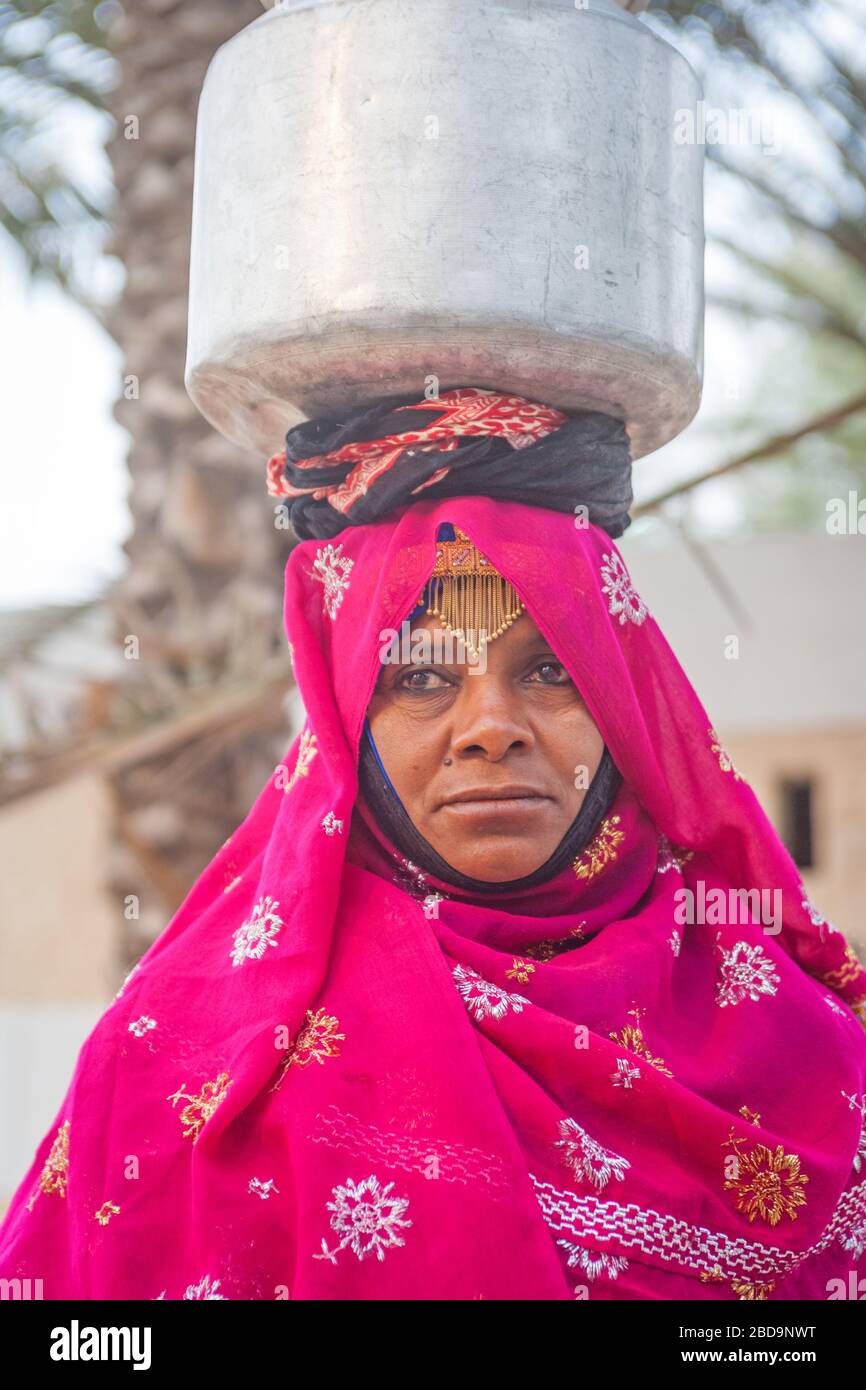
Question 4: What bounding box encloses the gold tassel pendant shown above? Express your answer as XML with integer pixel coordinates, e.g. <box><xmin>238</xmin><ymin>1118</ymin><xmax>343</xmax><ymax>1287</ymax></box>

<box><xmin>422</xmin><ymin>528</ymin><xmax>524</xmax><ymax>661</ymax></box>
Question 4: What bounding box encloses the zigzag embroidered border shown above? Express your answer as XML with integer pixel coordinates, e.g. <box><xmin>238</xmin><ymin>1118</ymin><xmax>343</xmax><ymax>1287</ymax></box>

<box><xmin>305</xmin><ymin>1104</ymin><xmax>866</xmax><ymax>1281</ymax></box>
<box><xmin>307</xmin><ymin>1105</ymin><xmax>513</xmax><ymax>1198</ymax></box>
<box><xmin>529</xmin><ymin>1171</ymin><xmax>866</xmax><ymax>1281</ymax></box>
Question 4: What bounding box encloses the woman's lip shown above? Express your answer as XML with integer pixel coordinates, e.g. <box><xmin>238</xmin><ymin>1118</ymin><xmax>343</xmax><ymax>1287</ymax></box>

<box><xmin>441</xmin><ymin>787</ymin><xmax>551</xmax><ymax>806</ymax></box>
<box><xmin>439</xmin><ymin>795</ymin><xmax>552</xmax><ymax>813</ymax></box>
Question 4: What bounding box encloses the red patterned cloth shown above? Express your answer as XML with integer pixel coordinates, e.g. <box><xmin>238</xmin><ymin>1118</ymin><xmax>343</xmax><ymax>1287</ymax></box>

<box><xmin>266</xmin><ymin>386</ymin><xmax>633</xmax><ymax>540</ymax></box>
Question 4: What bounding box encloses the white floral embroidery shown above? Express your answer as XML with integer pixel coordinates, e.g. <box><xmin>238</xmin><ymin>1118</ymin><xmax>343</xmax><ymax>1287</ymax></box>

<box><xmin>393</xmin><ymin>855</ymin><xmax>429</xmax><ymax>898</ymax></box>
<box><xmin>557</xmin><ymin>1239</ymin><xmax>629</xmax><ymax>1282</ymax></box>
<box><xmin>823</xmin><ymin>994</ymin><xmax>850</xmax><ymax>1020</ymax></box>
<box><xmin>610</xmin><ymin>1057</ymin><xmax>641</xmax><ymax>1088</ymax></box>
<box><xmin>600</xmin><ymin>551</ymin><xmax>648</xmax><ymax>626</ymax></box>
<box><xmin>452</xmin><ymin>963</ymin><xmax>530</xmax><ymax>1021</ymax></box>
<box><xmin>800</xmin><ymin>882</ymin><xmax>840</xmax><ymax>938</ymax></box>
<box><xmin>114</xmin><ymin>962</ymin><xmax>141</xmax><ymax>999</ymax></box>
<box><xmin>321</xmin><ymin>812</ymin><xmax>343</xmax><ymax>836</ymax></box>
<box><xmin>843</xmin><ymin>1092</ymin><xmax>866</xmax><ymax>1174</ymax></box>
<box><xmin>230</xmin><ymin>894</ymin><xmax>284</xmax><ymax>968</ymax></box>
<box><xmin>555</xmin><ymin>1118</ymin><xmax>631</xmax><ymax>1192</ymax></box>
<box><xmin>715</xmin><ymin>938</ymin><xmax>780</xmax><ymax>1008</ymax></box>
<box><xmin>183</xmin><ymin>1274</ymin><xmax>226</xmax><ymax>1299</ymax></box>
<box><xmin>312</xmin><ymin>542</ymin><xmax>354</xmax><ymax>619</ymax></box>
<box><xmin>312</xmin><ymin>1175</ymin><xmax>411</xmax><ymax>1264</ymax></box>
<box><xmin>656</xmin><ymin>833</ymin><xmax>691</xmax><ymax>875</ymax></box>
<box><xmin>249</xmin><ymin>1177</ymin><xmax>280</xmax><ymax>1200</ymax></box>
<box><xmin>657</xmin><ymin>835</ymin><xmax>676</xmax><ymax>874</ymax></box>
<box><xmin>282</xmin><ymin>727</ymin><xmax>318</xmax><ymax>795</ymax></box>
<box><xmin>839</xmin><ymin>1217</ymin><xmax>866</xmax><ymax>1261</ymax></box>
<box><xmin>669</xmin><ymin>929</ymin><xmax>682</xmax><ymax>956</ymax></box>
<box><xmin>128</xmin><ymin>1015</ymin><xmax>157</xmax><ymax>1038</ymax></box>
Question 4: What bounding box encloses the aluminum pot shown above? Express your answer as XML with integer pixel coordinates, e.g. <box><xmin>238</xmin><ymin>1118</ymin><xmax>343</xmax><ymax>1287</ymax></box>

<box><xmin>185</xmin><ymin>0</ymin><xmax>704</xmax><ymax>460</ymax></box>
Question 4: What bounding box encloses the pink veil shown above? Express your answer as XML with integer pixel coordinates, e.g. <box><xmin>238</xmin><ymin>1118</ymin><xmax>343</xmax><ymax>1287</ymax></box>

<box><xmin>1</xmin><ymin>495</ymin><xmax>864</xmax><ymax>1300</ymax></box>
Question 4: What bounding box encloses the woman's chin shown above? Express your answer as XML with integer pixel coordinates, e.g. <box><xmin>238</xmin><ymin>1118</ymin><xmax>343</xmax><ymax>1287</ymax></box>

<box><xmin>431</xmin><ymin>837</ymin><xmax>558</xmax><ymax>882</ymax></box>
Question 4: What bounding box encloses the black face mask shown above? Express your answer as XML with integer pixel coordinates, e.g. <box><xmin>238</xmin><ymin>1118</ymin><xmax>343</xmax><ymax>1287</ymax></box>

<box><xmin>357</xmin><ymin>719</ymin><xmax>622</xmax><ymax>896</ymax></box>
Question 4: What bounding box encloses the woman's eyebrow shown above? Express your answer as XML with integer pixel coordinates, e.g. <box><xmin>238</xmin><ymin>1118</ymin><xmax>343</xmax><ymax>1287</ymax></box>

<box><xmin>521</xmin><ymin>643</ymin><xmax>560</xmax><ymax>658</ymax></box>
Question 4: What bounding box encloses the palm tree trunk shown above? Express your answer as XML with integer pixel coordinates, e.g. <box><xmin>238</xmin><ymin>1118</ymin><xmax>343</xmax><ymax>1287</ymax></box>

<box><xmin>101</xmin><ymin>0</ymin><xmax>293</xmax><ymax>970</ymax></box>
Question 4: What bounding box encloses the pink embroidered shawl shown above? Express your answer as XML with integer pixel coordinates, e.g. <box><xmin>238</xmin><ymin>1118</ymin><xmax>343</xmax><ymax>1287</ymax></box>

<box><xmin>2</xmin><ymin>496</ymin><xmax>865</xmax><ymax>1301</ymax></box>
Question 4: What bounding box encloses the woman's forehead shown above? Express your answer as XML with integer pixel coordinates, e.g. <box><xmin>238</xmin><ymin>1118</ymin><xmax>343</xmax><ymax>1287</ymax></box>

<box><xmin>374</xmin><ymin>609</ymin><xmax>564</xmax><ymax>683</ymax></box>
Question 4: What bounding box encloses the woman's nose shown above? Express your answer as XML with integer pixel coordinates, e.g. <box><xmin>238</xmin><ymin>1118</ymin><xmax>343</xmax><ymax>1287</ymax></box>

<box><xmin>449</xmin><ymin>676</ymin><xmax>534</xmax><ymax>761</ymax></box>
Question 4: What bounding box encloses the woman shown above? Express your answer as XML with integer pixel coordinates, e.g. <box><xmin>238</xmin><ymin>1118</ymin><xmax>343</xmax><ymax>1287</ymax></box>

<box><xmin>1</xmin><ymin>388</ymin><xmax>865</xmax><ymax>1301</ymax></box>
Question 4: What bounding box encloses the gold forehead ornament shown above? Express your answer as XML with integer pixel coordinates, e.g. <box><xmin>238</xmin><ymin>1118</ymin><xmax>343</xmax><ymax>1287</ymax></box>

<box><xmin>422</xmin><ymin>526</ymin><xmax>525</xmax><ymax>660</ymax></box>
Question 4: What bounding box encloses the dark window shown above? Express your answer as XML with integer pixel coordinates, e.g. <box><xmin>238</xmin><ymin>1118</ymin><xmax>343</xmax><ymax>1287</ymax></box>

<box><xmin>779</xmin><ymin>778</ymin><xmax>814</xmax><ymax>869</ymax></box>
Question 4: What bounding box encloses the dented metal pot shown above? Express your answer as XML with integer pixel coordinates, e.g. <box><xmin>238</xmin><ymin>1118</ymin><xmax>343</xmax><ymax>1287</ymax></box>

<box><xmin>185</xmin><ymin>0</ymin><xmax>704</xmax><ymax>460</ymax></box>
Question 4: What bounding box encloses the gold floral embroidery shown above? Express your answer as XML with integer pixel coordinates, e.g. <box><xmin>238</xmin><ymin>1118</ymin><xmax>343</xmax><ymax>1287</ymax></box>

<box><xmin>701</xmin><ymin>1264</ymin><xmax>775</xmax><ymax>1299</ymax></box>
<box><xmin>671</xmin><ymin>846</ymin><xmax>695</xmax><ymax>871</ymax></box>
<box><xmin>573</xmin><ymin>816</ymin><xmax>624</xmax><ymax>883</ymax></box>
<box><xmin>94</xmin><ymin>1201</ymin><xmax>120</xmax><ymax>1226</ymax></box>
<box><xmin>271</xmin><ymin>1008</ymin><xmax>345</xmax><ymax>1091</ymax></box>
<box><xmin>506</xmin><ymin>957</ymin><xmax>536</xmax><ymax>984</ymax></box>
<box><xmin>166</xmin><ymin>1072</ymin><xmax>233</xmax><ymax>1143</ymax></box>
<box><xmin>721</xmin><ymin>1128</ymin><xmax>809</xmax><ymax>1227</ymax></box>
<box><xmin>26</xmin><ymin>1119</ymin><xmax>70</xmax><ymax>1210</ymax></box>
<box><xmin>608</xmin><ymin>1007</ymin><xmax>673</xmax><ymax>1077</ymax></box>
<box><xmin>818</xmin><ymin>942</ymin><xmax>864</xmax><ymax>991</ymax></box>
<box><xmin>709</xmin><ymin>727</ymin><xmax>743</xmax><ymax>782</ymax></box>
<box><xmin>739</xmin><ymin>1105</ymin><xmax>762</xmax><ymax>1127</ymax></box>
<box><xmin>524</xmin><ymin>923</ymin><xmax>586</xmax><ymax>962</ymax></box>
<box><xmin>282</xmin><ymin>727</ymin><xmax>318</xmax><ymax>795</ymax></box>
<box><xmin>732</xmin><ymin>1279</ymin><xmax>775</xmax><ymax>1300</ymax></box>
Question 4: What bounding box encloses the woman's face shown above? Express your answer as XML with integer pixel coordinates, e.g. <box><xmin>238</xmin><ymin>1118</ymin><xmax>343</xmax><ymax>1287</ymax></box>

<box><xmin>366</xmin><ymin>609</ymin><xmax>604</xmax><ymax>881</ymax></box>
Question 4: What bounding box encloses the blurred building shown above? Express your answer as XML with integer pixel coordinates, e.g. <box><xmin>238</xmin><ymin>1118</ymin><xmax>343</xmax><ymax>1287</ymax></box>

<box><xmin>623</xmin><ymin>524</ymin><xmax>866</xmax><ymax>954</ymax></box>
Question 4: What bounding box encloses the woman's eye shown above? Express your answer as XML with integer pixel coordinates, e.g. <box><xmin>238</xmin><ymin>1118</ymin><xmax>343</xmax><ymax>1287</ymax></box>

<box><xmin>527</xmin><ymin>660</ymin><xmax>572</xmax><ymax>685</ymax></box>
<box><xmin>396</xmin><ymin>668</ymin><xmax>451</xmax><ymax>692</ymax></box>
